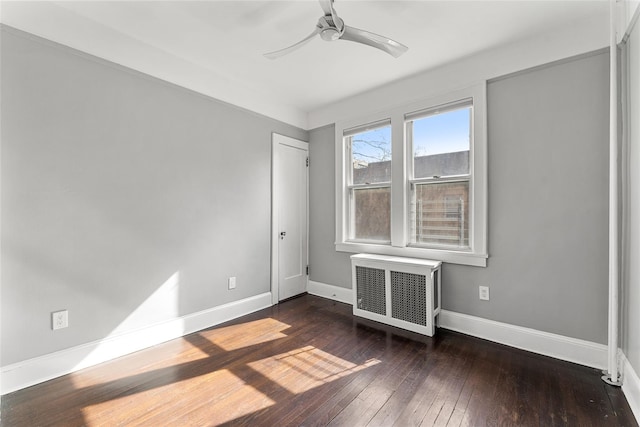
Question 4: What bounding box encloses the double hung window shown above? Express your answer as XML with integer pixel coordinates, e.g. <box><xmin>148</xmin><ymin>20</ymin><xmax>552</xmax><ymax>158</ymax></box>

<box><xmin>408</xmin><ymin>101</ymin><xmax>471</xmax><ymax>250</ymax></box>
<box><xmin>346</xmin><ymin>121</ymin><xmax>392</xmax><ymax>242</ymax></box>
<box><xmin>335</xmin><ymin>84</ymin><xmax>487</xmax><ymax>267</ymax></box>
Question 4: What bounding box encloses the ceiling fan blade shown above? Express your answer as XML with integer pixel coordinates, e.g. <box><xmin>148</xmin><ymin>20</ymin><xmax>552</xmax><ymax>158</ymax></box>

<box><xmin>340</xmin><ymin>25</ymin><xmax>408</xmax><ymax>58</ymax></box>
<box><xmin>264</xmin><ymin>28</ymin><xmax>320</xmax><ymax>60</ymax></box>
<box><xmin>318</xmin><ymin>0</ymin><xmax>343</xmax><ymax>32</ymax></box>
<box><xmin>318</xmin><ymin>0</ymin><xmax>335</xmax><ymax>18</ymax></box>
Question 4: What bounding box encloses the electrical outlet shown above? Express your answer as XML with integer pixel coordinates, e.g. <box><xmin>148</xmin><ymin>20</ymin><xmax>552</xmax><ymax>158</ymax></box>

<box><xmin>228</xmin><ymin>276</ymin><xmax>236</xmax><ymax>290</ymax></box>
<box><xmin>479</xmin><ymin>286</ymin><xmax>490</xmax><ymax>301</ymax></box>
<box><xmin>52</xmin><ymin>310</ymin><xmax>68</xmax><ymax>330</ymax></box>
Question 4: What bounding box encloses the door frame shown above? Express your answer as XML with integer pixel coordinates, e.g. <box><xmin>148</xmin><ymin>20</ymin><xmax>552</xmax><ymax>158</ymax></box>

<box><xmin>271</xmin><ymin>133</ymin><xmax>309</xmax><ymax>305</ymax></box>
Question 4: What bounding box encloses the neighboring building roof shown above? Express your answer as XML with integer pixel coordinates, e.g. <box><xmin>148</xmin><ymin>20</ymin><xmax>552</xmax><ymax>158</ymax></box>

<box><xmin>354</xmin><ymin>151</ymin><xmax>469</xmax><ymax>184</ymax></box>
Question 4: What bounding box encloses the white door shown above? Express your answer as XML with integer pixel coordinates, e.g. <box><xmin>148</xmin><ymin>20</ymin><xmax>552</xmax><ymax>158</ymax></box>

<box><xmin>271</xmin><ymin>134</ymin><xmax>308</xmax><ymax>303</ymax></box>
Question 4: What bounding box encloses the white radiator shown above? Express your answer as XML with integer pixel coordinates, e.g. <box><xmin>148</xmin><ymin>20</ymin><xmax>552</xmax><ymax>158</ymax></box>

<box><xmin>351</xmin><ymin>254</ymin><xmax>442</xmax><ymax>336</ymax></box>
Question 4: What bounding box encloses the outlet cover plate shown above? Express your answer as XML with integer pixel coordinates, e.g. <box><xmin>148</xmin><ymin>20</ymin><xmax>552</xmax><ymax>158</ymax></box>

<box><xmin>52</xmin><ymin>310</ymin><xmax>69</xmax><ymax>330</ymax></box>
<box><xmin>479</xmin><ymin>286</ymin><xmax>490</xmax><ymax>301</ymax></box>
<box><xmin>228</xmin><ymin>277</ymin><xmax>236</xmax><ymax>290</ymax></box>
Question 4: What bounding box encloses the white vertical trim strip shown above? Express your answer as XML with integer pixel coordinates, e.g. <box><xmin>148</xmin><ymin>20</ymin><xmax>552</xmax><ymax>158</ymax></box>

<box><xmin>391</xmin><ymin>112</ymin><xmax>406</xmax><ymax>248</ymax></box>
<box><xmin>335</xmin><ymin>125</ymin><xmax>346</xmax><ymax>247</ymax></box>
<box><xmin>271</xmin><ymin>135</ymin><xmax>280</xmax><ymax>305</ymax></box>
<box><xmin>607</xmin><ymin>0</ymin><xmax>621</xmax><ymax>385</ymax></box>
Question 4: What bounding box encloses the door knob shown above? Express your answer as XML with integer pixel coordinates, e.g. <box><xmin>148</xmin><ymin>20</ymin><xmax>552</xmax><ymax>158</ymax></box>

<box><xmin>280</xmin><ymin>231</ymin><xmax>286</xmax><ymax>239</ymax></box>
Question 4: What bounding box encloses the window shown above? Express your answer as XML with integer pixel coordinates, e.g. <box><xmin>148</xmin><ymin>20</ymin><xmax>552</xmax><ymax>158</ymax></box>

<box><xmin>335</xmin><ymin>83</ymin><xmax>487</xmax><ymax>267</ymax></box>
<box><xmin>408</xmin><ymin>102</ymin><xmax>471</xmax><ymax>249</ymax></box>
<box><xmin>346</xmin><ymin>121</ymin><xmax>392</xmax><ymax>242</ymax></box>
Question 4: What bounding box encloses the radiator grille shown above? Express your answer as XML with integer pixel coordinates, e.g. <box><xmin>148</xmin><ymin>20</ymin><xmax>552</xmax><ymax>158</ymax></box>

<box><xmin>355</xmin><ymin>266</ymin><xmax>386</xmax><ymax>315</ymax></box>
<box><xmin>390</xmin><ymin>271</ymin><xmax>427</xmax><ymax>326</ymax></box>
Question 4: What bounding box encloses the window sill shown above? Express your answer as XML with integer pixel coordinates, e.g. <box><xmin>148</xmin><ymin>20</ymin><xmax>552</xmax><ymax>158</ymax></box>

<box><xmin>335</xmin><ymin>242</ymin><xmax>488</xmax><ymax>267</ymax></box>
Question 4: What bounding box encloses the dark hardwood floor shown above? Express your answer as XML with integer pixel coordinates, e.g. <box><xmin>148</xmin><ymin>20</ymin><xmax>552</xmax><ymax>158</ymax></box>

<box><xmin>2</xmin><ymin>294</ymin><xmax>637</xmax><ymax>426</ymax></box>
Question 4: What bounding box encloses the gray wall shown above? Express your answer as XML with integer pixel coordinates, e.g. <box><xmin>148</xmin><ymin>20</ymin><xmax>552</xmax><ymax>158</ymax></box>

<box><xmin>623</xmin><ymin>17</ymin><xmax>640</xmax><ymax>377</ymax></box>
<box><xmin>1</xmin><ymin>27</ymin><xmax>307</xmax><ymax>365</ymax></box>
<box><xmin>309</xmin><ymin>50</ymin><xmax>610</xmax><ymax>344</ymax></box>
<box><xmin>309</xmin><ymin>124</ymin><xmax>352</xmax><ymax>287</ymax></box>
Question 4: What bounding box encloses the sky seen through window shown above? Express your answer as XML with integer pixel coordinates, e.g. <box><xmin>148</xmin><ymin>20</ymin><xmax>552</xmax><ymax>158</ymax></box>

<box><xmin>351</xmin><ymin>107</ymin><xmax>470</xmax><ymax>164</ymax></box>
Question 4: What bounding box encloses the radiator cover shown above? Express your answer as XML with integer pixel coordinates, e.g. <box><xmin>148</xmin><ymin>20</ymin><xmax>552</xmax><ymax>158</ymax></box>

<box><xmin>352</xmin><ymin>254</ymin><xmax>441</xmax><ymax>336</ymax></box>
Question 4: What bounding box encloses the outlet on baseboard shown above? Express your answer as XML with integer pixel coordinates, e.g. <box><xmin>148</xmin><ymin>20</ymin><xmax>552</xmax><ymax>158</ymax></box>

<box><xmin>52</xmin><ymin>310</ymin><xmax>69</xmax><ymax>330</ymax></box>
<box><xmin>228</xmin><ymin>276</ymin><xmax>236</xmax><ymax>290</ymax></box>
<box><xmin>479</xmin><ymin>286</ymin><xmax>490</xmax><ymax>301</ymax></box>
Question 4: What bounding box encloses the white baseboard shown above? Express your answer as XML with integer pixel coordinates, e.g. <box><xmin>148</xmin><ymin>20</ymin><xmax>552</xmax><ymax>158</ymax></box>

<box><xmin>439</xmin><ymin>310</ymin><xmax>608</xmax><ymax>369</ymax></box>
<box><xmin>308</xmin><ymin>280</ymin><xmax>352</xmax><ymax>304</ymax></box>
<box><xmin>622</xmin><ymin>352</ymin><xmax>640</xmax><ymax>423</ymax></box>
<box><xmin>306</xmin><ymin>285</ymin><xmax>607</xmax><ymax>370</ymax></box>
<box><xmin>1</xmin><ymin>292</ymin><xmax>273</xmax><ymax>395</ymax></box>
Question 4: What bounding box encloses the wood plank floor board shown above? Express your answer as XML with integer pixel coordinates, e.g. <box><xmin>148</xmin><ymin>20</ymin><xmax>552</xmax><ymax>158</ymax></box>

<box><xmin>291</xmin><ymin>323</ymin><xmax>418</xmax><ymax>426</ymax></box>
<box><xmin>366</xmin><ymin>347</ymin><xmax>440</xmax><ymax>427</ymax></box>
<box><xmin>607</xmin><ymin>383</ymin><xmax>640</xmax><ymax>427</ymax></box>
<box><xmin>418</xmin><ymin>354</ymin><xmax>475</xmax><ymax>426</ymax></box>
<box><xmin>325</xmin><ymin>338</ymin><xmax>424</xmax><ymax>426</ymax></box>
<box><xmin>391</xmin><ymin>359</ymin><xmax>453</xmax><ymax>425</ymax></box>
<box><xmin>294</xmin><ymin>358</ymin><xmax>387</xmax><ymax>426</ymax></box>
<box><xmin>235</xmin><ymin>324</ymin><xmax>384</xmax><ymax>426</ymax></box>
<box><xmin>388</xmin><ymin>334</ymin><xmax>478</xmax><ymax>426</ymax></box>
<box><xmin>223</xmin><ymin>299</ymin><xmax>402</xmax><ymax>427</ymax></box>
<box><xmin>424</xmin><ymin>338</ymin><xmax>479</xmax><ymax>427</ymax></box>
<box><xmin>296</xmin><ymin>327</ymin><xmax>436</xmax><ymax>427</ymax></box>
<box><xmin>443</xmin><ymin>346</ymin><xmax>500</xmax><ymax>427</ymax></box>
<box><xmin>1</xmin><ymin>295</ymin><xmax>637</xmax><ymax>427</ymax></box>
<box><xmin>457</xmin><ymin>363</ymin><xmax>501</xmax><ymax>426</ymax></box>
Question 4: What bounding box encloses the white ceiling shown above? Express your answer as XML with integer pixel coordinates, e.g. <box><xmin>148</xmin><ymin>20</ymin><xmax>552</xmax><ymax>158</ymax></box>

<box><xmin>1</xmin><ymin>1</ymin><xmax>609</xmax><ymax>129</ymax></box>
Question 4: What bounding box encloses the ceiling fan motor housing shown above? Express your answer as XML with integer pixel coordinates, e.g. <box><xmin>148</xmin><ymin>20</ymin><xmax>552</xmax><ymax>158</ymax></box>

<box><xmin>318</xmin><ymin>15</ymin><xmax>343</xmax><ymax>41</ymax></box>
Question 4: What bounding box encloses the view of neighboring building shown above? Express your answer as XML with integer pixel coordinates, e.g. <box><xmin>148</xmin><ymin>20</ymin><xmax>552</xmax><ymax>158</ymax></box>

<box><xmin>352</xmin><ymin>151</ymin><xmax>469</xmax><ymax>248</ymax></box>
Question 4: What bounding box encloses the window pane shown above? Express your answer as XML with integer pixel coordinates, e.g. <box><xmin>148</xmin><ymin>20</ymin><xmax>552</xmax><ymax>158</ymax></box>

<box><xmin>351</xmin><ymin>126</ymin><xmax>392</xmax><ymax>185</ymax></box>
<box><xmin>352</xmin><ymin>187</ymin><xmax>390</xmax><ymax>241</ymax></box>
<box><xmin>412</xmin><ymin>107</ymin><xmax>470</xmax><ymax>179</ymax></box>
<box><xmin>411</xmin><ymin>181</ymin><xmax>469</xmax><ymax>248</ymax></box>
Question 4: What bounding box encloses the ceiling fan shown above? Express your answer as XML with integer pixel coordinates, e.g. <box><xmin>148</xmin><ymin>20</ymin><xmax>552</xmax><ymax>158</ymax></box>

<box><xmin>264</xmin><ymin>0</ymin><xmax>408</xmax><ymax>59</ymax></box>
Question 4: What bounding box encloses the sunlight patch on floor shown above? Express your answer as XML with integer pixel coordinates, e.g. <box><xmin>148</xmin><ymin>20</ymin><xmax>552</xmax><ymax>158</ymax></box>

<box><xmin>70</xmin><ymin>336</ymin><xmax>210</xmax><ymax>388</ymax></box>
<box><xmin>81</xmin><ymin>368</ymin><xmax>275</xmax><ymax>426</ymax></box>
<box><xmin>198</xmin><ymin>317</ymin><xmax>291</xmax><ymax>351</ymax></box>
<box><xmin>248</xmin><ymin>345</ymin><xmax>381</xmax><ymax>394</ymax></box>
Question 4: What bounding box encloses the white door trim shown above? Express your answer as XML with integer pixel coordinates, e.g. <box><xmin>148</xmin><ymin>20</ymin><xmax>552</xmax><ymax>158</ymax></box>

<box><xmin>271</xmin><ymin>133</ymin><xmax>309</xmax><ymax>305</ymax></box>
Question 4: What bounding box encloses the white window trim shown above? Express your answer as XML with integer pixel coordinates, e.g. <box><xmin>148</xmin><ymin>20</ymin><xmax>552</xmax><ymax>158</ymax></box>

<box><xmin>335</xmin><ymin>82</ymin><xmax>488</xmax><ymax>267</ymax></box>
<box><xmin>344</xmin><ymin>121</ymin><xmax>393</xmax><ymax>243</ymax></box>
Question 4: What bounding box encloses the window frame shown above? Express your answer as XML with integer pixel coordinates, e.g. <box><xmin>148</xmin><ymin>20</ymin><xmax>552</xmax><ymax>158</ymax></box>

<box><xmin>335</xmin><ymin>83</ymin><xmax>488</xmax><ymax>267</ymax></box>
<box><xmin>406</xmin><ymin>99</ymin><xmax>472</xmax><ymax>251</ymax></box>
<box><xmin>345</xmin><ymin>120</ymin><xmax>393</xmax><ymax>244</ymax></box>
